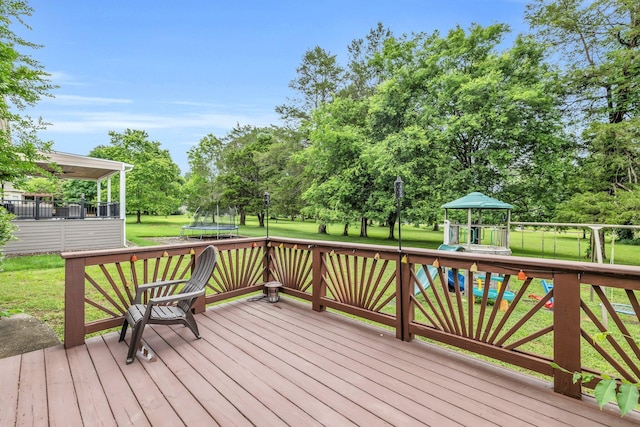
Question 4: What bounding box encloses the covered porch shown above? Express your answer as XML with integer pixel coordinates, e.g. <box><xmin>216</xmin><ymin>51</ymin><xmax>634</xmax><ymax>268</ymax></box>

<box><xmin>2</xmin><ymin>151</ymin><xmax>133</xmax><ymax>255</ymax></box>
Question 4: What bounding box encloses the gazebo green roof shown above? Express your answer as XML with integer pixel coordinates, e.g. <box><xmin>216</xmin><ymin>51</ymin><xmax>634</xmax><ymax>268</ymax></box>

<box><xmin>441</xmin><ymin>192</ymin><xmax>513</xmax><ymax>210</ymax></box>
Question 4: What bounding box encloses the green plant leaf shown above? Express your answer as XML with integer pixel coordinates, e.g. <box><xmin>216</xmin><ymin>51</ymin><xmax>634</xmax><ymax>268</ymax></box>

<box><xmin>593</xmin><ymin>332</ymin><xmax>610</xmax><ymax>343</ymax></box>
<box><xmin>616</xmin><ymin>384</ymin><xmax>640</xmax><ymax>417</ymax></box>
<box><xmin>581</xmin><ymin>374</ymin><xmax>595</xmax><ymax>383</ymax></box>
<box><xmin>573</xmin><ymin>372</ymin><xmax>583</xmax><ymax>384</ymax></box>
<box><xmin>594</xmin><ymin>379</ymin><xmax>618</xmax><ymax>409</ymax></box>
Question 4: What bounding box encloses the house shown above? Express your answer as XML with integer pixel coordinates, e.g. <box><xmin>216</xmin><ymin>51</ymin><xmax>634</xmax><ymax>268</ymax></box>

<box><xmin>1</xmin><ymin>151</ymin><xmax>133</xmax><ymax>255</ymax></box>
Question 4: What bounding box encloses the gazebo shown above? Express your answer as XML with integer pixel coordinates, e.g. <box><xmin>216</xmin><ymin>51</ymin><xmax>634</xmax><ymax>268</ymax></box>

<box><xmin>441</xmin><ymin>192</ymin><xmax>513</xmax><ymax>255</ymax></box>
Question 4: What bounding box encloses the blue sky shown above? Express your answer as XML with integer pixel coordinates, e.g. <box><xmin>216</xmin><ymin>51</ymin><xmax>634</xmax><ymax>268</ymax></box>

<box><xmin>22</xmin><ymin>0</ymin><xmax>529</xmax><ymax>173</ymax></box>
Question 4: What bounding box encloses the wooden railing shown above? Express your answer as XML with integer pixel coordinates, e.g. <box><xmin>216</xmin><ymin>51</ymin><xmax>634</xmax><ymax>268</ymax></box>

<box><xmin>62</xmin><ymin>236</ymin><xmax>640</xmax><ymax>401</ymax></box>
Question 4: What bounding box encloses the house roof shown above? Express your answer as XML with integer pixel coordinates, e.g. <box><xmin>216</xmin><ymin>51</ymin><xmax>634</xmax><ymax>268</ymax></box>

<box><xmin>35</xmin><ymin>151</ymin><xmax>133</xmax><ymax>181</ymax></box>
<box><xmin>441</xmin><ymin>192</ymin><xmax>513</xmax><ymax>210</ymax></box>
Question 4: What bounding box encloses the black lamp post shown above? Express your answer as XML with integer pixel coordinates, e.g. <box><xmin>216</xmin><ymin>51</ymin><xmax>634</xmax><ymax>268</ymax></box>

<box><xmin>394</xmin><ymin>176</ymin><xmax>404</xmax><ymax>252</ymax></box>
<box><xmin>264</xmin><ymin>192</ymin><xmax>270</xmax><ymax>238</ymax></box>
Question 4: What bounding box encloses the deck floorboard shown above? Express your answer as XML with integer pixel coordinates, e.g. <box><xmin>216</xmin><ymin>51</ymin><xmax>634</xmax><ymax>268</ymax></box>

<box><xmin>2</xmin><ymin>297</ymin><xmax>639</xmax><ymax>426</ymax></box>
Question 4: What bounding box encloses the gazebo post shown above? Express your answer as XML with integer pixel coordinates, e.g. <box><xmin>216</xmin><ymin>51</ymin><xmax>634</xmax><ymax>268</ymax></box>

<box><xmin>467</xmin><ymin>208</ymin><xmax>472</xmax><ymax>247</ymax></box>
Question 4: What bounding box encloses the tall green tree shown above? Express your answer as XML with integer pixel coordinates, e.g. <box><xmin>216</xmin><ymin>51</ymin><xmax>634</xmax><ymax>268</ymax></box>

<box><xmin>0</xmin><ymin>0</ymin><xmax>55</xmax><ymax>261</ymax></box>
<box><xmin>368</xmin><ymin>24</ymin><xmax>572</xmax><ymax>222</ymax></box>
<box><xmin>276</xmin><ymin>46</ymin><xmax>345</xmax><ymax>124</ymax></box>
<box><xmin>256</xmin><ymin>126</ymin><xmax>305</xmax><ymax>221</ymax></box>
<box><xmin>301</xmin><ymin>97</ymin><xmax>370</xmax><ymax>235</ymax></box>
<box><xmin>343</xmin><ymin>22</ymin><xmax>392</xmax><ymax>100</ymax></box>
<box><xmin>527</xmin><ymin>0</ymin><xmax>640</xmax><ymax>230</ymax></box>
<box><xmin>216</xmin><ymin>125</ymin><xmax>273</xmax><ymax>226</ymax></box>
<box><xmin>91</xmin><ymin>129</ymin><xmax>183</xmax><ymax>223</ymax></box>
<box><xmin>184</xmin><ymin>133</ymin><xmax>223</xmax><ymax>214</ymax></box>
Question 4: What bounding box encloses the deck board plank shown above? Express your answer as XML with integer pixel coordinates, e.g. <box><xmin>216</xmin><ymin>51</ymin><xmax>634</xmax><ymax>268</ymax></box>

<box><xmin>0</xmin><ymin>354</ymin><xmax>21</xmax><ymax>427</ymax></box>
<box><xmin>123</xmin><ymin>334</ymin><xmax>220</xmax><ymax>427</ymax></box>
<box><xmin>200</xmin><ymin>308</ymin><xmax>424</xmax><ymax>426</ymax></box>
<box><xmin>244</xmin><ymin>299</ymin><xmax>563</xmax><ymax>425</ymax></box>
<box><xmin>15</xmin><ymin>350</ymin><xmax>48</xmax><ymax>426</ymax></box>
<box><xmin>44</xmin><ymin>345</ymin><xmax>83</xmax><ymax>427</ymax></box>
<box><xmin>1</xmin><ymin>298</ymin><xmax>639</xmax><ymax>427</ymax></box>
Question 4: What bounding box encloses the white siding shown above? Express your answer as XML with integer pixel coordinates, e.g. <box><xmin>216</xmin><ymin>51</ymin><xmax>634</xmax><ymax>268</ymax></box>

<box><xmin>3</xmin><ymin>219</ymin><xmax>125</xmax><ymax>255</ymax></box>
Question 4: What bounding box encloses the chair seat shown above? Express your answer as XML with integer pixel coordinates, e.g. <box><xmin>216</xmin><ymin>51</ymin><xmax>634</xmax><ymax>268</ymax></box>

<box><xmin>125</xmin><ymin>304</ymin><xmax>186</xmax><ymax>325</ymax></box>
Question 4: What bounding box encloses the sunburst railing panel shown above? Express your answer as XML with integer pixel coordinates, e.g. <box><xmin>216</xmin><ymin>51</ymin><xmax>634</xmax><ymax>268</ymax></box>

<box><xmin>269</xmin><ymin>243</ymin><xmax>313</xmax><ymax>294</ymax></box>
<box><xmin>321</xmin><ymin>251</ymin><xmax>397</xmax><ymax>315</ymax></box>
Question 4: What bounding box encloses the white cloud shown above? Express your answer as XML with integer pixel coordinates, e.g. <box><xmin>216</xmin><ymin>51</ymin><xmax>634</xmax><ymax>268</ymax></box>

<box><xmin>50</xmin><ymin>95</ymin><xmax>133</xmax><ymax>106</ymax></box>
<box><xmin>47</xmin><ymin>71</ymin><xmax>86</xmax><ymax>86</ymax></box>
<box><xmin>42</xmin><ymin>110</ymin><xmax>280</xmax><ymax>134</ymax></box>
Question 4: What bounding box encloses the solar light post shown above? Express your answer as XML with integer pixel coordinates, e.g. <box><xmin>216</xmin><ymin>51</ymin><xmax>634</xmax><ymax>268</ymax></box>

<box><xmin>264</xmin><ymin>192</ymin><xmax>270</xmax><ymax>238</ymax></box>
<box><xmin>394</xmin><ymin>176</ymin><xmax>404</xmax><ymax>252</ymax></box>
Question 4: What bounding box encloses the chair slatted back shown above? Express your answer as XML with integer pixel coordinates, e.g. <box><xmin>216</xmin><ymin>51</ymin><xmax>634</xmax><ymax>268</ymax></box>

<box><xmin>177</xmin><ymin>245</ymin><xmax>217</xmax><ymax>312</ymax></box>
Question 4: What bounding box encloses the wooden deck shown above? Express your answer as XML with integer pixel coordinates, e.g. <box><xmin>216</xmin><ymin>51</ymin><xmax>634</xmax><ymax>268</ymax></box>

<box><xmin>1</xmin><ymin>298</ymin><xmax>638</xmax><ymax>426</ymax></box>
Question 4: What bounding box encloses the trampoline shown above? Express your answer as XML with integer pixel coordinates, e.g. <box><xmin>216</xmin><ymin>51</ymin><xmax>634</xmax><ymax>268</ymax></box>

<box><xmin>180</xmin><ymin>207</ymin><xmax>239</xmax><ymax>239</ymax></box>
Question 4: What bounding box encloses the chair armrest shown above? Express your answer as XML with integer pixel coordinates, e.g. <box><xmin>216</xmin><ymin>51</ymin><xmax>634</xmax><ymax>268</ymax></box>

<box><xmin>134</xmin><ymin>279</ymin><xmax>187</xmax><ymax>303</ymax></box>
<box><xmin>148</xmin><ymin>289</ymin><xmax>205</xmax><ymax>306</ymax></box>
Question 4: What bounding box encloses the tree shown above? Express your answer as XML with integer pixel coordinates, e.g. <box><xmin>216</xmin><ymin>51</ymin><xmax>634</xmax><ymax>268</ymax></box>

<box><xmin>527</xmin><ymin>0</ymin><xmax>640</xmax><ymax>228</ymax></box>
<box><xmin>91</xmin><ymin>130</ymin><xmax>183</xmax><ymax>223</ymax></box>
<box><xmin>184</xmin><ymin>133</ymin><xmax>224</xmax><ymax>214</ymax></box>
<box><xmin>255</xmin><ymin>126</ymin><xmax>306</xmax><ymax>221</ymax></box>
<box><xmin>62</xmin><ymin>179</ymin><xmax>97</xmax><ymax>201</ymax></box>
<box><xmin>343</xmin><ymin>22</ymin><xmax>392</xmax><ymax>100</ymax></box>
<box><xmin>0</xmin><ymin>0</ymin><xmax>55</xmax><ymax>262</ymax></box>
<box><xmin>368</xmin><ymin>24</ymin><xmax>573</xmax><ymax>222</ymax></box>
<box><xmin>276</xmin><ymin>46</ymin><xmax>345</xmax><ymax>124</ymax></box>
<box><xmin>216</xmin><ymin>125</ymin><xmax>273</xmax><ymax>226</ymax></box>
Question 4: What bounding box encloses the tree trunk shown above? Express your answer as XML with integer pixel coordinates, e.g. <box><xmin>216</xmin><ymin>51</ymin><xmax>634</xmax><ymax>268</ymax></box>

<box><xmin>433</xmin><ymin>222</ymin><xmax>440</xmax><ymax>231</ymax></box>
<box><xmin>359</xmin><ymin>217</ymin><xmax>368</xmax><ymax>237</ymax></box>
<box><xmin>240</xmin><ymin>210</ymin><xmax>246</xmax><ymax>226</ymax></box>
<box><xmin>257</xmin><ymin>212</ymin><xmax>265</xmax><ymax>227</ymax></box>
<box><xmin>343</xmin><ymin>222</ymin><xmax>349</xmax><ymax>236</ymax></box>
<box><xmin>387</xmin><ymin>215</ymin><xmax>396</xmax><ymax>240</ymax></box>
<box><xmin>318</xmin><ymin>223</ymin><xmax>327</xmax><ymax>234</ymax></box>
<box><xmin>136</xmin><ymin>210</ymin><xmax>141</xmax><ymax>224</ymax></box>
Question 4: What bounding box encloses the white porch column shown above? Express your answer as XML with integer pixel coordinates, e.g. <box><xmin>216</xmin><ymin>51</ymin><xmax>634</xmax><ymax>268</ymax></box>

<box><xmin>107</xmin><ymin>177</ymin><xmax>112</xmax><ymax>217</ymax></box>
<box><xmin>120</xmin><ymin>169</ymin><xmax>127</xmax><ymax>246</ymax></box>
<box><xmin>96</xmin><ymin>181</ymin><xmax>101</xmax><ymax>217</ymax></box>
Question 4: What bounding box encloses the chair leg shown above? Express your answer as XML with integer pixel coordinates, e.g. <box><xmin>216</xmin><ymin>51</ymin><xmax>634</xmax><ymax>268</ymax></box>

<box><xmin>119</xmin><ymin>319</ymin><xmax>129</xmax><ymax>342</ymax></box>
<box><xmin>126</xmin><ymin>322</ymin><xmax>146</xmax><ymax>364</ymax></box>
<box><xmin>184</xmin><ymin>311</ymin><xmax>200</xmax><ymax>339</ymax></box>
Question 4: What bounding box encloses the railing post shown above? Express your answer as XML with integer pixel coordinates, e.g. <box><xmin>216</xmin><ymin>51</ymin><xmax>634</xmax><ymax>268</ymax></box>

<box><xmin>35</xmin><ymin>197</ymin><xmax>40</xmax><ymax>220</ymax></box>
<box><xmin>398</xmin><ymin>259</ymin><xmax>413</xmax><ymax>341</ymax></box>
<box><xmin>312</xmin><ymin>248</ymin><xmax>326</xmax><ymax>312</ymax></box>
<box><xmin>193</xmin><ymin>249</ymin><xmax>206</xmax><ymax>314</ymax></box>
<box><xmin>553</xmin><ymin>272</ymin><xmax>582</xmax><ymax>398</ymax></box>
<box><xmin>262</xmin><ymin>240</ymin><xmax>272</xmax><ymax>284</ymax></box>
<box><xmin>64</xmin><ymin>257</ymin><xmax>86</xmax><ymax>348</ymax></box>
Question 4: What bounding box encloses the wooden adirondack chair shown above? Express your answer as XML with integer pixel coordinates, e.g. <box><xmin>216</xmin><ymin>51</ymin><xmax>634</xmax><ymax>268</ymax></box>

<box><xmin>119</xmin><ymin>245</ymin><xmax>217</xmax><ymax>364</ymax></box>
